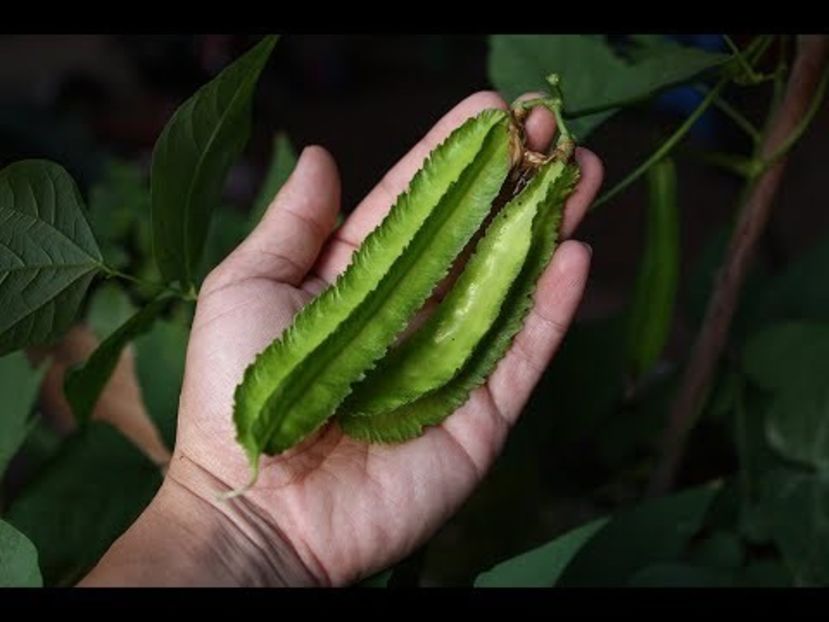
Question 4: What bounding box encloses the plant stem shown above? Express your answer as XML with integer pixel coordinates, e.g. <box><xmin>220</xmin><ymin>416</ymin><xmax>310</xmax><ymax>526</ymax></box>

<box><xmin>514</xmin><ymin>82</ymin><xmax>573</xmax><ymax>153</ymax></box>
<box><xmin>723</xmin><ymin>34</ymin><xmax>760</xmax><ymax>82</ymax></box>
<box><xmin>745</xmin><ymin>35</ymin><xmax>776</xmax><ymax>72</ymax></box>
<box><xmin>591</xmin><ymin>34</ymin><xmax>774</xmax><ymax>210</ymax></box>
<box><xmin>696</xmin><ymin>85</ymin><xmax>762</xmax><ymax>143</ymax></box>
<box><xmin>770</xmin><ymin>36</ymin><xmax>790</xmax><ymax>115</ymax></box>
<box><xmin>689</xmin><ymin>149</ymin><xmax>757</xmax><ymax>178</ymax></box>
<box><xmin>100</xmin><ymin>265</ymin><xmax>143</xmax><ymax>286</ymax></box>
<box><xmin>648</xmin><ymin>35</ymin><xmax>829</xmax><ymax>497</ymax></box>
<box><xmin>761</xmin><ymin>62</ymin><xmax>829</xmax><ymax>170</ymax></box>
<box><xmin>592</xmin><ymin>75</ymin><xmax>730</xmax><ymax>209</ymax></box>
<box><xmin>103</xmin><ymin>266</ymin><xmax>198</xmax><ymax>302</ymax></box>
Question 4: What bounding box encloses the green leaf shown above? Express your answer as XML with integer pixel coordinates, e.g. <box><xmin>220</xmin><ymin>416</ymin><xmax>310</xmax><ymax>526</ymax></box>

<box><xmin>86</xmin><ymin>159</ymin><xmax>149</xmax><ymax>271</ymax></box>
<box><xmin>85</xmin><ymin>282</ymin><xmax>136</xmax><ymax>340</ymax></box>
<box><xmin>626</xmin><ymin>157</ymin><xmax>679</xmax><ymax>379</ymax></box>
<box><xmin>557</xmin><ymin>482</ymin><xmax>721</xmax><ymax>586</ymax></box>
<box><xmin>5</xmin><ymin>422</ymin><xmax>161</xmax><ymax>586</ymax></box>
<box><xmin>11</xmin><ymin>416</ymin><xmax>64</xmax><ymax>489</ymax></box>
<box><xmin>738</xmin><ymin>560</ymin><xmax>792</xmax><ymax>587</ymax></box>
<box><xmin>766</xmin><ymin>382</ymin><xmax>829</xmax><ymax>473</ymax></box>
<box><xmin>759</xmin><ymin>468</ymin><xmax>829</xmax><ymax>586</ymax></box>
<box><xmin>151</xmin><ymin>35</ymin><xmax>278</xmax><ymax>287</ymax></box>
<box><xmin>743</xmin><ymin>321</ymin><xmax>829</xmax><ymax>392</ymax></box>
<box><xmin>488</xmin><ymin>35</ymin><xmax>729</xmax><ymax>139</ymax></box>
<box><xmin>133</xmin><ymin>318</ymin><xmax>189</xmax><ymax>450</ymax></box>
<box><xmin>474</xmin><ymin>517</ymin><xmax>608</xmax><ymax>587</ymax></box>
<box><xmin>87</xmin><ymin>158</ymin><xmax>148</xmax><ymax>244</ymax></box>
<box><xmin>627</xmin><ymin>563</ymin><xmax>733</xmax><ymax>587</ymax></box>
<box><xmin>250</xmin><ymin>132</ymin><xmax>297</xmax><ymax>227</ymax></box>
<box><xmin>740</xmin><ymin>322</ymin><xmax>829</xmax><ymax>476</ymax></box>
<box><xmin>688</xmin><ymin>530</ymin><xmax>744</xmax><ymax>570</ymax></box>
<box><xmin>0</xmin><ymin>160</ymin><xmax>103</xmax><ymax>355</ymax></box>
<box><xmin>197</xmin><ymin>205</ymin><xmax>250</xmax><ymax>282</ymax></box>
<box><xmin>0</xmin><ymin>352</ymin><xmax>46</xmax><ymax>476</ymax></box>
<box><xmin>627</xmin><ymin>35</ymin><xmax>680</xmax><ymax>57</ymax></box>
<box><xmin>0</xmin><ymin>519</ymin><xmax>42</xmax><ymax>587</ymax></box>
<box><xmin>750</xmin><ymin>232</ymin><xmax>829</xmax><ymax>325</ymax></box>
<box><xmin>64</xmin><ymin>297</ymin><xmax>168</xmax><ymax>425</ymax></box>
<box><xmin>357</xmin><ymin>568</ymin><xmax>393</xmax><ymax>588</ymax></box>
<box><xmin>732</xmin><ymin>387</ymin><xmax>780</xmax><ymax>544</ymax></box>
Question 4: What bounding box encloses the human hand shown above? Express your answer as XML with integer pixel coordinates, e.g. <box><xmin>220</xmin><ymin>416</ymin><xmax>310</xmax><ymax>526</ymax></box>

<box><xmin>80</xmin><ymin>91</ymin><xmax>603</xmax><ymax>587</ymax></box>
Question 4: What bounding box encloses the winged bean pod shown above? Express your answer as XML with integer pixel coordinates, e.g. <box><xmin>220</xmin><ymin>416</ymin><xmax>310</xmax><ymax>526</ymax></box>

<box><xmin>233</xmin><ymin>109</ymin><xmax>514</xmax><ymax>468</ymax></box>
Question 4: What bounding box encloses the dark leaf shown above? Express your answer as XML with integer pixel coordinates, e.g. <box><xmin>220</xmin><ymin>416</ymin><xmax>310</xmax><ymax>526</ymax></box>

<box><xmin>688</xmin><ymin>530</ymin><xmax>744</xmax><ymax>570</ymax></box>
<box><xmin>64</xmin><ymin>297</ymin><xmax>168</xmax><ymax>424</ymax></box>
<box><xmin>197</xmin><ymin>205</ymin><xmax>250</xmax><ymax>282</ymax></box>
<box><xmin>766</xmin><ymin>382</ymin><xmax>829</xmax><ymax>473</ymax></box>
<box><xmin>0</xmin><ymin>519</ymin><xmax>42</xmax><ymax>587</ymax></box>
<box><xmin>738</xmin><ymin>560</ymin><xmax>792</xmax><ymax>587</ymax></box>
<box><xmin>87</xmin><ymin>159</ymin><xmax>148</xmax><ymax>245</ymax></box>
<box><xmin>474</xmin><ymin>517</ymin><xmax>608</xmax><ymax>587</ymax></box>
<box><xmin>627</xmin><ymin>562</ymin><xmax>733</xmax><ymax>587</ymax></box>
<box><xmin>151</xmin><ymin>35</ymin><xmax>278</xmax><ymax>286</ymax></box>
<box><xmin>488</xmin><ymin>35</ymin><xmax>728</xmax><ymax>139</ymax></box>
<box><xmin>85</xmin><ymin>282</ymin><xmax>136</xmax><ymax>340</ymax></box>
<box><xmin>5</xmin><ymin>422</ymin><xmax>161</xmax><ymax>586</ymax></box>
<box><xmin>133</xmin><ymin>318</ymin><xmax>189</xmax><ymax>449</ymax></box>
<box><xmin>557</xmin><ymin>483</ymin><xmax>721</xmax><ymax>586</ymax></box>
<box><xmin>356</xmin><ymin>568</ymin><xmax>393</xmax><ymax>588</ymax></box>
<box><xmin>0</xmin><ymin>160</ymin><xmax>102</xmax><ymax>354</ymax></box>
<box><xmin>749</xmin><ymin>232</ymin><xmax>829</xmax><ymax>325</ymax></box>
<box><xmin>759</xmin><ymin>468</ymin><xmax>829</xmax><ymax>586</ymax></box>
<box><xmin>742</xmin><ymin>321</ymin><xmax>829</xmax><ymax>392</ymax></box>
<box><xmin>0</xmin><ymin>352</ymin><xmax>45</xmax><ymax>475</ymax></box>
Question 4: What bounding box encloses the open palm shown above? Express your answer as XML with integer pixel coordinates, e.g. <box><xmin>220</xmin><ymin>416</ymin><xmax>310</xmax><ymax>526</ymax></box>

<box><xmin>171</xmin><ymin>91</ymin><xmax>603</xmax><ymax>586</ymax></box>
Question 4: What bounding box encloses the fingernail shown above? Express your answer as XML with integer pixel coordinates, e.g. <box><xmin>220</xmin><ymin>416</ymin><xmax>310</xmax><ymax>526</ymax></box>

<box><xmin>581</xmin><ymin>242</ymin><xmax>593</xmax><ymax>256</ymax></box>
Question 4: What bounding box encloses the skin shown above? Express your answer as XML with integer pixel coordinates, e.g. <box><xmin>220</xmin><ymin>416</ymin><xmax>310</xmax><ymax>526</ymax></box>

<box><xmin>79</xmin><ymin>91</ymin><xmax>604</xmax><ymax>587</ymax></box>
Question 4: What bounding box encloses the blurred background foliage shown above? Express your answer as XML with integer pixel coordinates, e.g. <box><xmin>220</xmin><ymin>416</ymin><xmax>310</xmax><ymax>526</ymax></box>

<box><xmin>1</xmin><ymin>34</ymin><xmax>828</xmax><ymax>587</ymax></box>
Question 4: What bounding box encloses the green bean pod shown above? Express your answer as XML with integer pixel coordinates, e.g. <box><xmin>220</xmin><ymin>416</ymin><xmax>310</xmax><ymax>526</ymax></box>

<box><xmin>339</xmin><ymin>162</ymin><xmax>580</xmax><ymax>443</ymax></box>
<box><xmin>233</xmin><ymin>109</ymin><xmax>515</xmax><ymax>469</ymax></box>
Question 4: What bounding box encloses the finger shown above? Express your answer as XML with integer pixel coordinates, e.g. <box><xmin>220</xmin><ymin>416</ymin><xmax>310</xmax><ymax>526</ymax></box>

<box><xmin>487</xmin><ymin>240</ymin><xmax>593</xmax><ymax>423</ymax></box>
<box><xmin>313</xmin><ymin>91</ymin><xmax>508</xmax><ymax>283</ymax></box>
<box><xmin>561</xmin><ymin>148</ymin><xmax>604</xmax><ymax>239</ymax></box>
<box><xmin>206</xmin><ymin>146</ymin><xmax>341</xmax><ymax>290</ymax></box>
<box><xmin>513</xmin><ymin>91</ymin><xmax>557</xmax><ymax>153</ymax></box>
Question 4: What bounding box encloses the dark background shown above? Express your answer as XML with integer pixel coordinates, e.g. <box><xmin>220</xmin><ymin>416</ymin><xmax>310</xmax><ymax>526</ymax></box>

<box><xmin>2</xmin><ymin>34</ymin><xmax>825</xmax><ymax>326</ymax></box>
<box><xmin>2</xmin><ymin>34</ymin><xmax>826</xmax><ymax>584</ymax></box>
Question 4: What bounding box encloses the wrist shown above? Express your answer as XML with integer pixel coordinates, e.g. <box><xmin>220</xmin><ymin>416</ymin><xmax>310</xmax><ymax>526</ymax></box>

<box><xmin>79</xmin><ymin>453</ymin><xmax>315</xmax><ymax>587</ymax></box>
